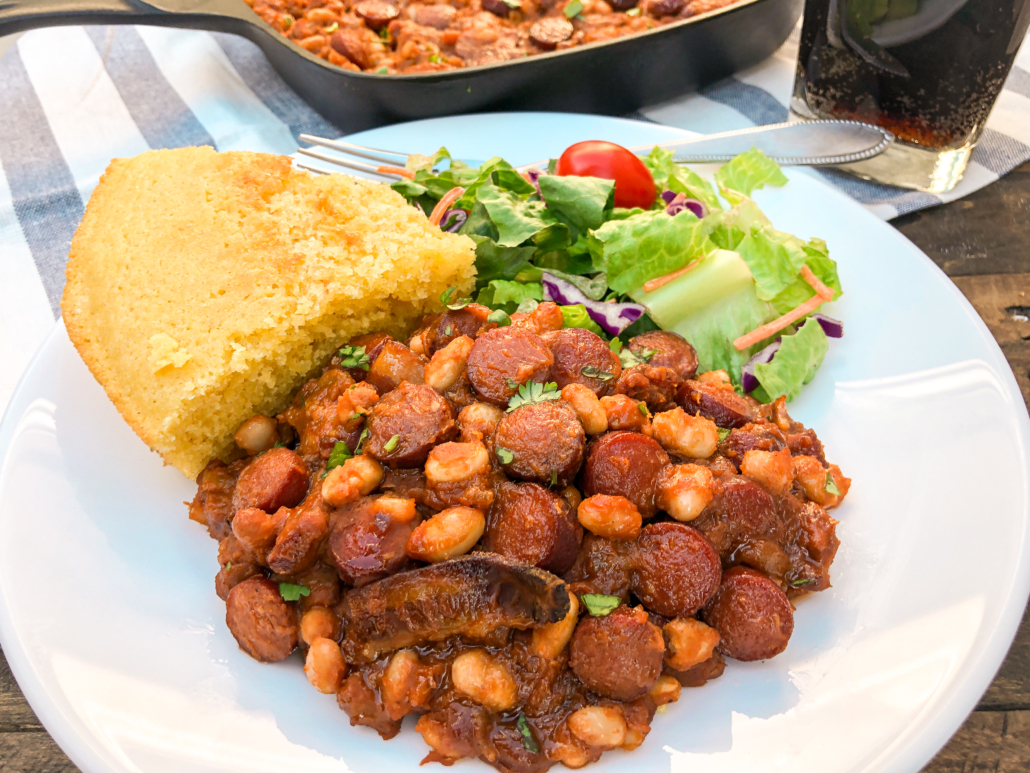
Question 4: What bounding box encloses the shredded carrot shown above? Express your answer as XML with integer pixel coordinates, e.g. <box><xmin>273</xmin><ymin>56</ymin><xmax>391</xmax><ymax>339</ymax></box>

<box><xmin>733</xmin><ymin>293</ymin><xmax>827</xmax><ymax>351</ymax></box>
<box><xmin>377</xmin><ymin>165</ymin><xmax>415</xmax><ymax>180</ymax></box>
<box><xmin>428</xmin><ymin>186</ymin><xmax>465</xmax><ymax>226</ymax></box>
<box><xmin>800</xmin><ymin>265</ymin><xmax>835</xmax><ymax>301</ymax></box>
<box><xmin>642</xmin><ymin>260</ymin><xmax>700</xmax><ymax>293</ymax></box>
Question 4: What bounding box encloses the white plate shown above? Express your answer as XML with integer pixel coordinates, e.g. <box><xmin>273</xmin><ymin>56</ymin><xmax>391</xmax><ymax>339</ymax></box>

<box><xmin>1</xmin><ymin>113</ymin><xmax>1028</xmax><ymax>773</ymax></box>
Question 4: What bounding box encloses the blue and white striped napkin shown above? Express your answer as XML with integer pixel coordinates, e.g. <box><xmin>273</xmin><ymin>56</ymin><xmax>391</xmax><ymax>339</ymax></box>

<box><xmin>0</xmin><ymin>23</ymin><xmax>1027</xmax><ymax>413</ymax></box>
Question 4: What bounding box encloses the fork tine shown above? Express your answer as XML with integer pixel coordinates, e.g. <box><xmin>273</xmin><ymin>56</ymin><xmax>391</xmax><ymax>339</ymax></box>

<box><xmin>299</xmin><ymin>133</ymin><xmax>410</xmax><ymax>167</ymax></box>
<box><xmin>296</xmin><ymin>147</ymin><xmax>404</xmax><ymax>180</ymax></box>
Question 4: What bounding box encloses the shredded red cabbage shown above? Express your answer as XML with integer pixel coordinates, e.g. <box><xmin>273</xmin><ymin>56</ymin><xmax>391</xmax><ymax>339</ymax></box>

<box><xmin>664</xmin><ymin>191</ymin><xmax>706</xmax><ymax>218</ymax></box>
<box><xmin>541</xmin><ymin>272</ymin><xmax>645</xmax><ymax>336</ymax></box>
<box><xmin>741</xmin><ymin>340</ymin><xmax>781</xmax><ymax>393</ymax></box>
<box><xmin>524</xmin><ymin>168</ymin><xmax>543</xmax><ymax>197</ymax></box>
<box><xmin>440</xmin><ymin>209</ymin><xmax>468</xmax><ymax>233</ymax></box>
<box><xmin>810</xmin><ymin>313</ymin><xmax>844</xmax><ymax>338</ymax></box>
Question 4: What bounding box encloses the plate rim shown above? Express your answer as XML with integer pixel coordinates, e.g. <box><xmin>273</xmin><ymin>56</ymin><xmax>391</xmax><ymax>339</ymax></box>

<box><xmin>0</xmin><ymin>112</ymin><xmax>1028</xmax><ymax>773</ymax></box>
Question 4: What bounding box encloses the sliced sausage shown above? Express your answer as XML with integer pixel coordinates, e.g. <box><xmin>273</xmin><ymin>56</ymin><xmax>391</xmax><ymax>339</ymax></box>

<box><xmin>628</xmin><ymin>331</ymin><xmax>698</xmax><ymax>381</ymax></box>
<box><xmin>420</xmin><ymin>304</ymin><xmax>493</xmax><ymax>356</ymax></box>
<box><xmin>190</xmin><ymin>460</ymin><xmax>241</xmax><ymax>540</ymax></box>
<box><xmin>466</xmin><ymin>326</ymin><xmax>554</xmax><ymax>407</ymax></box>
<box><xmin>569</xmin><ymin>605</ymin><xmax>664</xmax><ymax>701</ymax></box>
<box><xmin>327</xmin><ymin>495</ymin><xmax>421</xmax><ymax>586</ymax></box>
<box><xmin>691</xmin><ymin>475</ymin><xmax>777</xmax><ymax>555</ymax></box>
<box><xmin>632</xmin><ymin>522</ymin><xmax>721</xmax><ymax>618</ymax></box>
<box><xmin>665</xmin><ymin>649</ymin><xmax>726</xmax><ymax>687</ymax></box>
<box><xmin>529</xmin><ymin>17</ymin><xmax>574</xmax><ymax>49</ymax></box>
<box><xmin>267</xmin><ymin>488</ymin><xmax>332</xmax><ymax>575</ymax></box>
<box><xmin>644</xmin><ymin>0</ymin><xmax>685</xmax><ymax>15</ymax></box>
<box><xmin>216</xmin><ymin>534</ymin><xmax>261</xmax><ymax>600</ymax></box>
<box><xmin>677</xmin><ymin>380</ymin><xmax>755</xmax><ymax>429</ymax></box>
<box><xmin>331</xmin><ymin>331</ymin><xmax>393</xmax><ymax>380</ymax></box>
<box><xmin>493</xmin><ymin>401</ymin><xmax>586</xmax><ymax>487</ymax></box>
<box><xmin>542</xmin><ymin>328</ymin><xmax>622</xmax><ymax>397</ymax></box>
<box><xmin>232</xmin><ymin>506</ymin><xmax>286</xmax><ymax>559</ymax></box>
<box><xmin>232</xmin><ymin>447</ymin><xmax>309</xmax><ymax>513</ymax></box>
<box><xmin>608</xmin><ymin>0</ymin><xmax>638</xmax><ymax>9</ymax></box>
<box><xmin>615</xmin><ymin>364</ymin><xmax>680</xmax><ymax>412</ymax></box>
<box><xmin>366</xmin><ymin>382</ymin><xmax>457</xmax><ymax>467</ymax></box>
<box><xmin>338</xmin><ymin>672</ymin><xmax>402</xmax><ymax>739</ymax></box>
<box><xmin>702</xmin><ymin>566</ymin><xmax>794</xmax><ymax>661</ymax></box>
<box><xmin>330</xmin><ymin>28</ymin><xmax>374</xmax><ymax>69</ymax></box>
<box><xmin>410</xmin><ymin>2</ymin><xmax>458</xmax><ymax>29</ymax></box>
<box><xmin>367</xmin><ymin>339</ymin><xmax>427</xmax><ymax>395</ymax></box>
<box><xmin>486</xmin><ymin>481</ymin><xmax>581</xmax><ymax>574</ymax></box>
<box><xmin>354</xmin><ymin>0</ymin><xmax>399</xmax><ymax>30</ymax></box>
<box><xmin>225</xmin><ymin>577</ymin><xmax>299</xmax><ymax>662</ymax></box>
<box><xmin>481</xmin><ymin>0</ymin><xmax>512</xmax><ymax>17</ymax></box>
<box><xmin>720</xmin><ymin>422</ymin><xmax>787</xmax><ymax>467</ymax></box>
<box><xmin>563</xmin><ymin>532</ymin><xmax>634</xmax><ymax>601</ymax></box>
<box><xmin>787</xmin><ymin>428</ymin><xmax>826</xmax><ymax>465</ymax></box>
<box><xmin>580</xmin><ymin>431</ymin><xmax>670</xmax><ymax>518</ymax></box>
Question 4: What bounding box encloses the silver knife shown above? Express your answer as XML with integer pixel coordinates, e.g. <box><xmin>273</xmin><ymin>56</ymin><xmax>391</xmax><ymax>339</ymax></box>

<box><xmin>518</xmin><ymin>119</ymin><xmax>894</xmax><ymax>170</ymax></box>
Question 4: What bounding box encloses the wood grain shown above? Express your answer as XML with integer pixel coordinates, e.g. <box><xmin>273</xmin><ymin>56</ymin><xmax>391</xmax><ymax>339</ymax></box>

<box><xmin>922</xmin><ymin>712</ymin><xmax>1030</xmax><ymax>773</ymax></box>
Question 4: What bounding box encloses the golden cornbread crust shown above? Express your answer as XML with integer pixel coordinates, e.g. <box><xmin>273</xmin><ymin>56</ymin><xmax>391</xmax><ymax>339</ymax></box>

<box><xmin>62</xmin><ymin>147</ymin><xmax>477</xmax><ymax>480</ymax></box>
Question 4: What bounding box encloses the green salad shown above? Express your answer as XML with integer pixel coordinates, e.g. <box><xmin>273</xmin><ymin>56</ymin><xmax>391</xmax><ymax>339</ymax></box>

<box><xmin>393</xmin><ymin>144</ymin><xmax>842</xmax><ymax>403</ymax></box>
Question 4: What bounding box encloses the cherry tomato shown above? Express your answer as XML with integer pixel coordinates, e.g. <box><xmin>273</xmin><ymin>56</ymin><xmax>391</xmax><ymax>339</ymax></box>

<box><xmin>554</xmin><ymin>140</ymin><xmax>657</xmax><ymax>210</ymax></box>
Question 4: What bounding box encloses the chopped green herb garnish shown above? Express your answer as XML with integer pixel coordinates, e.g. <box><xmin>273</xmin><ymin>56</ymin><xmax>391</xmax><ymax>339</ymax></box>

<box><xmin>789</xmin><ymin>578</ymin><xmax>816</xmax><ymax>587</ymax></box>
<box><xmin>581</xmin><ymin>594</ymin><xmax>620</xmax><ymax>617</ymax></box>
<box><xmin>609</xmin><ymin>337</ymin><xmax>623</xmax><ymax>355</ymax></box>
<box><xmin>355</xmin><ymin>427</ymin><xmax>371</xmax><ymax>453</ymax></box>
<box><xmin>376</xmin><ymin>66</ymin><xmax>389</xmax><ymax>74</ymax></box>
<box><xmin>564</xmin><ymin>0</ymin><xmax>583</xmax><ymax>16</ymax></box>
<box><xmin>384</xmin><ymin>434</ymin><xmax>400</xmax><ymax>453</ymax></box>
<box><xmin>444</xmin><ymin>325</ymin><xmax>454</xmax><ymax>336</ymax></box>
<box><xmin>339</xmin><ymin>344</ymin><xmax>370</xmax><ymax>371</ymax></box>
<box><xmin>326</xmin><ymin>441</ymin><xmax>353</xmax><ymax>472</ymax></box>
<box><xmin>638</xmin><ymin>403</ymin><xmax>648</xmax><ymax>416</ymax></box>
<box><xmin>619</xmin><ymin>347</ymin><xmax>657</xmax><ymax>368</ymax></box>
<box><xmin>281</xmin><ymin>12</ymin><xmax>294</xmax><ymax>28</ymax></box>
<box><xmin>824</xmin><ymin>472</ymin><xmax>841</xmax><ymax>496</ymax></box>
<box><xmin>580</xmin><ymin>365</ymin><xmax>614</xmax><ymax>382</ymax></box>
<box><xmin>273</xmin><ymin>441</ymin><xmax>285</xmax><ymax>448</ymax></box>
<box><xmin>507</xmin><ymin>381</ymin><xmax>562</xmax><ymax>412</ymax></box>
<box><xmin>487</xmin><ymin>309</ymin><xmax>511</xmax><ymax>326</ymax></box>
<box><xmin>225</xmin><ymin>561</ymin><xmax>232</xmax><ymax>570</ymax></box>
<box><xmin>429</xmin><ymin>53</ymin><xmax>440</xmax><ymax>63</ymax></box>
<box><xmin>625</xmin><ymin>6</ymin><xmax>640</xmax><ymax>14</ymax></box>
<box><xmin>441</xmin><ymin>286</ymin><xmax>472</xmax><ymax>310</ymax></box>
<box><xmin>717</xmin><ymin>427</ymin><xmax>731</xmax><ymax>442</ymax></box>
<box><xmin>324</xmin><ymin>21</ymin><xmax>338</xmax><ymax>32</ymax></box>
<box><xmin>550</xmin><ymin>469</ymin><xmax>558</xmax><ymax>487</ymax></box>
<box><xmin>505</xmin><ymin>378</ymin><xmax>520</xmax><ymax>389</ymax></box>
<box><xmin>379</xmin><ymin>27</ymin><xmax>390</xmax><ymax>40</ymax></box>
<box><xmin>516</xmin><ymin>712</ymin><xmax>540</xmax><ymax>753</ymax></box>
<box><xmin>279</xmin><ymin>583</ymin><xmax>310</xmax><ymax>602</ymax></box>
<box><xmin>496</xmin><ymin>447</ymin><xmax>515</xmax><ymax>464</ymax></box>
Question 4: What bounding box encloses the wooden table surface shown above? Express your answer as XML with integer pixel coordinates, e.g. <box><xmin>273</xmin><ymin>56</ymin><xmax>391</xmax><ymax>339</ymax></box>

<box><xmin>1</xmin><ymin>163</ymin><xmax>1028</xmax><ymax>773</ymax></box>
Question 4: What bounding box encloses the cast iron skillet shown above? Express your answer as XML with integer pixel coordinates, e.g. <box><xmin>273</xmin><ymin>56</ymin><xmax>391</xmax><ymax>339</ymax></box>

<box><xmin>0</xmin><ymin>0</ymin><xmax>801</xmax><ymax>133</ymax></box>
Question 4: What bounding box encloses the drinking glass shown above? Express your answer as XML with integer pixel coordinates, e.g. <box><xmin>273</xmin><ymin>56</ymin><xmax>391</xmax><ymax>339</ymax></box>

<box><xmin>790</xmin><ymin>0</ymin><xmax>1030</xmax><ymax>192</ymax></box>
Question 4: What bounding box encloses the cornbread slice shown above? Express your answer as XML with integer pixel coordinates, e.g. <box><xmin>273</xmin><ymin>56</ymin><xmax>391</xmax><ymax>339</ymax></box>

<box><xmin>62</xmin><ymin>147</ymin><xmax>476</xmax><ymax>480</ymax></box>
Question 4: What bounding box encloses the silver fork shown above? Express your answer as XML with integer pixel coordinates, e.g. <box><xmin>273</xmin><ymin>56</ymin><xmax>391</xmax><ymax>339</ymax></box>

<box><xmin>294</xmin><ymin>120</ymin><xmax>894</xmax><ymax>180</ymax></box>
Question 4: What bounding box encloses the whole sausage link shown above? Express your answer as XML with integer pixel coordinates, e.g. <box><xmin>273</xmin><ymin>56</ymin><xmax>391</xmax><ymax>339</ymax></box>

<box><xmin>561</xmin><ymin>384</ymin><xmax>609</xmax><ymax>435</ymax></box>
<box><xmin>651</xmin><ymin>407</ymin><xmax>718</xmax><ymax>458</ymax></box>
<box><xmin>577</xmin><ymin>494</ymin><xmax>642</xmax><ymax>540</ymax></box>
<box><xmin>321</xmin><ymin>455</ymin><xmax>384</xmax><ymax>507</ymax></box>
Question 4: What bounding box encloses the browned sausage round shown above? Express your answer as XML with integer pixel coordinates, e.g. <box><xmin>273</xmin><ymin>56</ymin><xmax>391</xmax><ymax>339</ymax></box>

<box><xmin>615</xmin><ymin>364</ymin><xmax>680</xmax><ymax>412</ymax></box>
<box><xmin>353</xmin><ymin>0</ymin><xmax>399</xmax><ymax>29</ymax></box>
<box><xmin>481</xmin><ymin>0</ymin><xmax>511</xmax><ymax>17</ymax></box>
<box><xmin>493</xmin><ymin>401</ymin><xmax>586</xmax><ymax>486</ymax></box>
<box><xmin>645</xmin><ymin>0</ymin><xmax>685</xmax><ymax>16</ymax></box>
<box><xmin>420</xmin><ymin>304</ymin><xmax>493</xmax><ymax>356</ymax></box>
<box><xmin>327</xmin><ymin>495</ymin><xmax>420</xmax><ymax>586</ymax></box>
<box><xmin>485</xmin><ymin>481</ymin><xmax>581</xmax><ymax>574</ymax></box>
<box><xmin>721</xmin><ymin>422</ymin><xmax>788</xmax><ymax>467</ymax></box>
<box><xmin>330</xmin><ymin>28</ymin><xmax>373</xmax><ymax>69</ymax></box>
<box><xmin>580</xmin><ymin>431</ymin><xmax>670</xmax><ymax>518</ymax></box>
<box><xmin>366</xmin><ymin>382</ymin><xmax>456</xmax><ymax>467</ymax></box>
<box><xmin>692</xmin><ymin>475</ymin><xmax>777</xmax><ymax>555</ymax></box>
<box><xmin>541</xmin><ymin>327</ymin><xmax>622</xmax><ymax>397</ymax></box>
<box><xmin>564</xmin><ymin>532</ymin><xmax>634</xmax><ymax>601</ymax></box>
<box><xmin>466</xmin><ymin>327</ymin><xmax>554</xmax><ymax>407</ymax></box>
<box><xmin>702</xmin><ymin>566</ymin><xmax>794</xmax><ymax>661</ymax></box>
<box><xmin>666</xmin><ymin>649</ymin><xmax>726</xmax><ymax>687</ymax></box>
<box><xmin>366</xmin><ymin>339</ymin><xmax>427</xmax><ymax>394</ymax></box>
<box><xmin>676</xmin><ymin>381</ymin><xmax>756</xmax><ymax>428</ymax></box>
<box><xmin>225</xmin><ymin>577</ymin><xmax>299</xmax><ymax>662</ymax></box>
<box><xmin>233</xmin><ymin>447</ymin><xmax>309</xmax><ymax>513</ymax></box>
<box><xmin>410</xmin><ymin>2</ymin><xmax>459</xmax><ymax>29</ymax></box>
<box><xmin>628</xmin><ymin>330</ymin><xmax>698</xmax><ymax>382</ymax></box>
<box><xmin>609</xmin><ymin>0</ymin><xmax>637</xmax><ymax>9</ymax></box>
<box><xmin>569</xmin><ymin>605</ymin><xmax>664</xmax><ymax>700</ymax></box>
<box><xmin>631</xmin><ymin>522</ymin><xmax>721</xmax><ymax>618</ymax></box>
<box><xmin>529</xmin><ymin>17</ymin><xmax>574</xmax><ymax>49</ymax></box>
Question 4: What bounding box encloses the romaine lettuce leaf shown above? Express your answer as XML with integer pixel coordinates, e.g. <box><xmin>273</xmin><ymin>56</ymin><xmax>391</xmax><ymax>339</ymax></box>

<box><xmin>538</xmin><ymin>175</ymin><xmax>615</xmax><ymax>233</ymax></box>
<box><xmin>477</xmin><ymin>280</ymin><xmax>544</xmax><ymax>312</ymax></box>
<box><xmin>713</xmin><ymin>148</ymin><xmax>789</xmax><ymax>203</ymax></box>
<box><xmin>752</xmin><ymin>318</ymin><xmax>829</xmax><ymax>401</ymax></box>
<box><xmin>769</xmin><ymin>238</ymin><xmax>843</xmax><ymax>314</ymax></box>
<box><xmin>734</xmin><ymin>225</ymin><xmax>811</xmax><ymax>301</ymax></box>
<box><xmin>469</xmin><ymin>235</ymin><xmax>535</xmax><ymax>289</ymax></box>
<box><xmin>476</xmin><ymin>183</ymin><xmax>555</xmax><ymax>247</ymax></box>
<box><xmin>588</xmin><ymin>210</ymin><xmax>715</xmax><ymax>294</ymax></box>
<box><xmin>644</xmin><ymin>147</ymin><xmax>723</xmax><ymax>213</ymax></box>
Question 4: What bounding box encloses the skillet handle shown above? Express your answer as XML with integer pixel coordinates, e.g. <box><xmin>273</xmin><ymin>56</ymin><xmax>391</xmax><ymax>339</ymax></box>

<box><xmin>0</xmin><ymin>0</ymin><xmax>253</xmax><ymax>38</ymax></box>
